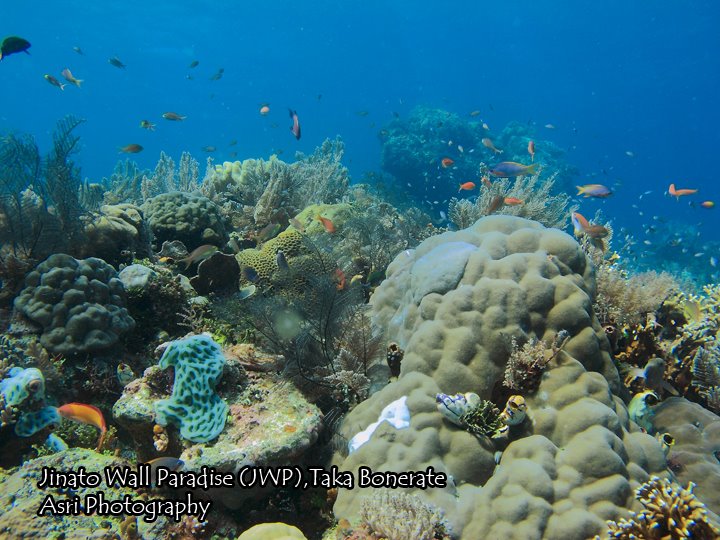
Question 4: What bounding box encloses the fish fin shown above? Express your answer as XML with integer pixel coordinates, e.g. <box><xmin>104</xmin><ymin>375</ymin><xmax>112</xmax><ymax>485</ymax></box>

<box><xmin>576</xmin><ymin>186</ymin><xmax>584</xmax><ymax>195</ymax></box>
<box><xmin>60</xmin><ymin>83</ymin><xmax>66</xmax><ymax>91</ymax></box>
<box><xmin>661</xmin><ymin>380</ymin><xmax>679</xmax><ymax>396</ymax></box>
<box><xmin>288</xmin><ymin>108</ymin><xmax>295</xmax><ymax>118</ymax></box>
<box><xmin>76</xmin><ymin>79</ymin><xmax>83</xmax><ymax>87</ymax></box>
<box><xmin>525</xmin><ymin>163</ymin><xmax>538</xmax><ymax>175</ymax></box>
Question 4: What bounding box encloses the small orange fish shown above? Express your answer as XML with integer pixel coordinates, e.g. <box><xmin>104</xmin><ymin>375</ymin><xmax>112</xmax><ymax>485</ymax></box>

<box><xmin>504</xmin><ymin>197</ymin><xmax>523</xmax><ymax>205</ymax></box>
<box><xmin>334</xmin><ymin>268</ymin><xmax>346</xmax><ymax>290</ymax></box>
<box><xmin>527</xmin><ymin>140</ymin><xmax>535</xmax><ymax>161</ymax></box>
<box><xmin>481</xmin><ymin>137</ymin><xmax>503</xmax><ymax>155</ymax></box>
<box><xmin>458</xmin><ymin>182</ymin><xmax>476</xmax><ymax>192</ymax></box>
<box><xmin>481</xmin><ymin>175</ymin><xmax>492</xmax><ymax>188</ymax></box>
<box><xmin>700</xmin><ymin>201</ymin><xmax>715</xmax><ymax>208</ymax></box>
<box><xmin>441</xmin><ymin>157</ymin><xmax>454</xmax><ymax>168</ymax></box>
<box><xmin>259</xmin><ymin>104</ymin><xmax>270</xmax><ymax>115</ymax></box>
<box><xmin>119</xmin><ymin>144</ymin><xmax>143</xmax><ymax>153</ymax></box>
<box><xmin>57</xmin><ymin>402</ymin><xmax>107</xmax><ymax>450</ymax></box>
<box><xmin>316</xmin><ymin>215</ymin><xmax>336</xmax><ymax>233</ymax></box>
<box><xmin>668</xmin><ymin>183</ymin><xmax>698</xmax><ymax>198</ymax></box>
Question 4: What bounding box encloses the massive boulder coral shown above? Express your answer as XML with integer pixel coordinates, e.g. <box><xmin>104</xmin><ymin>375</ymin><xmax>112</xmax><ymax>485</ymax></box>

<box><xmin>81</xmin><ymin>203</ymin><xmax>151</xmax><ymax>264</ymax></box>
<box><xmin>14</xmin><ymin>254</ymin><xmax>135</xmax><ymax>354</ymax></box>
<box><xmin>333</xmin><ymin>216</ymin><xmax>669</xmax><ymax>539</ymax></box>
<box><xmin>371</xmin><ymin>215</ymin><xmax>619</xmax><ymax>394</ymax></box>
<box><xmin>142</xmin><ymin>191</ymin><xmax>226</xmax><ymax>250</ymax></box>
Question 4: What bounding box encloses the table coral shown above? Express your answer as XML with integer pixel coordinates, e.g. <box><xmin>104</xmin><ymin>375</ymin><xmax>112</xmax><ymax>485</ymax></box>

<box><xmin>14</xmin><ymin>254</ymin><xmax>135</xmax><ymax>354</ymax></box>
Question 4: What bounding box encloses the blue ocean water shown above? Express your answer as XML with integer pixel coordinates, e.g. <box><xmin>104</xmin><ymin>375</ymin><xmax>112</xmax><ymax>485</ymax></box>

<box><xmin>2</xmin><ymin>1</ymin><xmax>719</xmax><ymax>273</ymax></box>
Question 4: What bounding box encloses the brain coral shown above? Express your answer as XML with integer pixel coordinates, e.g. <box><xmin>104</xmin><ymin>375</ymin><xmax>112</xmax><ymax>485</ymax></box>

<box><xmin>333</xmin><ymin>216</ymin><xmax>668</xmax><ymax>539</ymax></box>
<box><xmin>14</xmin><ymin>254</ymin><xmax>135</xmax><ymax>354</ymax></box>
<box><xmin>142</xmin><ymin>191</ymin><xmax>226</xmax><ymax>250</ymax></box>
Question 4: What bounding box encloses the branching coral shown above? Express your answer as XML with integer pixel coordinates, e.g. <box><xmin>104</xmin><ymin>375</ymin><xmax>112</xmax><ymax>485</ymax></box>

<box><xmin>448</xmin><ymin>167</ymin><xmax>575</xmax><ymax>230</ymax></box>
<box><xmin>599</xmin><ymin>476</ymin><xmax>720</xmax><ymax>539</ymax></box>
<box><xmin>359</xmin><ymin>489</ymin><xmax>450</xmax><ymax>540</ymax></box>
<box><xmin>203</xmin><ymin>138</ymin><xmax>349</xmax><ymax>230</ymax></box>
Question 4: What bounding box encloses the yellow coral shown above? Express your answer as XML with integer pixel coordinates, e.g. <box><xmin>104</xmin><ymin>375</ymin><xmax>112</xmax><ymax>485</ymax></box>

<box><xmin>599</xmin><ymin>476</ymin><xmax>720</xmax><ymax>539</ymax></box>
<box><xmin>236</xmin><ymin>228</ymin><xmax>305</xmax><ymax>283</ymax></box>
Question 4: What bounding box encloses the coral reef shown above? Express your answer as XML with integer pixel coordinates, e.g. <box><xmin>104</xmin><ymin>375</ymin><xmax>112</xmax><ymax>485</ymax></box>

<box><xmin>143</xmin><ymin>191</ymin><xmax>226</xmax><ymax>250</ymax></box>
<box><xmin>379</xmin><ymin>106</ymin><xmax>577</xmax><ymax>208</ymax></box>
<box><xmin>80</xmin><ymin>203</ymin><xmax>151</xmax><ymax>265</ymax></box>
<box><xmin>448</xmin><ymin>168</ymin><xmax>576</xmax><ymax>230</ymax></box>
<box><xmin>154</xmin><ymin>334</ymin><xmax>229</xmax><ymax>443</ymax></box>
<box><xmin>651</xmin><ymin>397</ymin><xmax>720</xmax><ymax>514</ymax></box>
<box><xmin>203</xmin><ymin>138</ymin><xmax>349</xmax><ymax>230</ymax></box>
<box><xmin>503</xmin><ymin>331</ymin><xmax>568</xmax><ymax>394</ymax></box>
<box><xmin>0</xmin><ymin>448</ymin><xmax>169</xmax><ymax>538</ymax></box>
<box><xmin>14</xmin><ymin>254</ymin><xmax>135</xmax><ymax>354</ymax></box>
<box><xmin>332</xmin><ymin>216</ymin><xmax>672</xmax><ymax>538</ymax></box>
<box><xmin>113</xmin><ymin>344</ymin><xmax>323</xmax><ymax>510</ymax></box>
<box><xmin>598</xmin><ymin>476</ymin><xmax>720</xmax><ymax>539</ymax></box>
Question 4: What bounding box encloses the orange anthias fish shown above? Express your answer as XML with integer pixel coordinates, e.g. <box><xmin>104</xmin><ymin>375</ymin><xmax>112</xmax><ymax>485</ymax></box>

<box><xmin>700</xmin><ymin>201</ymin><xmax>715</xmax><ymax>208</ymax></box>
<box><xmin>289</xmin><ymin>109</ymin><xmax>301</xmax><ymax>140</ymax></box>
<box><xmin>481</xmin><ymin>137</ymin><xmax>503</xmax><ymax>155</ymax></box>
<box><xmin>668</xmin><ymin>183</ymin><xmax>698</xmax><ymax>198</ymax></box>
<box><xmin>441</xmin><ymin>157</ymin><xmax>454</xmax><ymax>168</ymax></box>
<box><xmin>57</xmin><ymin>403</ymin><xmax>107</xmax><ymax>450</ymax></box>
<box><xmin>504</xmin><ymin>197</ymin><xmax>523</xmax><ymax>205</ymax></box>
<box><xmin>458</xmin><ymin>181</ymin><xmax>476</xmax><ymax>192</ymax></box>
<box><xmin>316</xmin><ymin>215</ymin><xmax>336</xmax><ymax>233</ymax></box>
<box><xmin>527</xmin><ymin>140</ymin><xmax>535</xmax><ymax>162</ymax></box>
<box><xmin>481</xmin><ymin>175</ymin><xmax>492</xmax><ymax>188</ymax></box>
<box><xmin>334</xmin><ymin>268</ymin><xmax>346</xmax><ymax>290</ymax></box>
<box><xmin>571</xmin><ymin>212</ymin><xmax>608</xmax><ymax>238</ymax></box>
<box><xmin>119</xmin><ymin>144</ymin><xmax>143</xmax><ymax>154</ymax></box>
<box><xmin>259</xmin><ymin>104</ymin><xmax>270</xmax><ymax>115</ymax></box>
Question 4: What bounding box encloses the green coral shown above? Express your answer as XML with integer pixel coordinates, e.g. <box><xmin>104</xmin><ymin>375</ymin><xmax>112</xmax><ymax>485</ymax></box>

<box><xmin>154</xmin><ymin>334</ymin><xmax>228</xmax><ymax>443</ymax></box>
<box><xmin>236</xmin><ymin>228</ymin><xmax>308</xmax><ymax>284</ymax></box>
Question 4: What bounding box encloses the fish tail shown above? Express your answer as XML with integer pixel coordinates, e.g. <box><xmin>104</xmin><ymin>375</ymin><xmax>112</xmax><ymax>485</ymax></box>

<box><xmin>525</xmin><ymin>163</ymin><xmax>538</xmax><ymax>175</ymax></box>
<box><xmin>60</xmin><ymin>83</ymin><xmax>66</xmax><ymax>91</ymax></box>
<box><xmin>76</xmin><ymin>79</ymin><xmax>83</xmax><ymax>87</ymax></box>
<box><xmin>289</xmin><ymin>108</ymin><xmax>295</xmax><ymax>118</ymax></box>
<box><xmin>576</xmin><ymin>186</ymin><xmax>585</xmax><ymax>195</ymax></box>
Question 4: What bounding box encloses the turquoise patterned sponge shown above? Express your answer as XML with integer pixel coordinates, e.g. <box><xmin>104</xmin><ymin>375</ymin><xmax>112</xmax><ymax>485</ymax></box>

<box><xmin>154</xmin><ymin>334</ymin><xmax>228</xmax><ymax>443</ymax></box>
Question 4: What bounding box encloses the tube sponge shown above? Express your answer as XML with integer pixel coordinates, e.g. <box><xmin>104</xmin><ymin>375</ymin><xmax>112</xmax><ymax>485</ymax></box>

<box><xmin>154</xmin><ymin>334</ymin><xmax>228</xmax><ymax>443</ymax></box>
